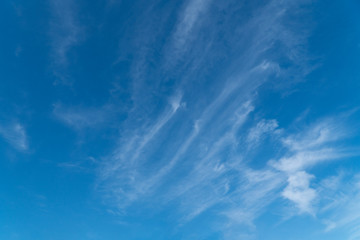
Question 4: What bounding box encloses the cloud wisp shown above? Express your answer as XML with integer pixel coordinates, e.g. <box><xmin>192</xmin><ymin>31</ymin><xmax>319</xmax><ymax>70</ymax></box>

<box><xmin>53</xmin><ymin>103</ymin><xmax>114</xmax><ymax>130</ymax></box>
<box><xmin>49</xmin><ymin>0</ymin><xmax>83</xmax><ymax>83</ymax></box>
<box><xmin>269</xmin><ymin>116</ymin><xmax>359</xmax><ymax>215</ymax></box>
<box><xmin>95</xmin><ymin>0</ymin><xmax>317</xmax><ymax>227</ymax></box>
<box><xmin>88</xmin><ymin>0</ymin><xmax>360</xmax><ymax>238</ymax></box>
<box><xmin>170</xmin><ymin>0</ymin><xmax>212</xmax><ymax>57</ymax></box>
<box><xmin>0</xmin><ymin>122</ymin><xmax>28</xmax><ymax>151</ymax></box>
<box><xmin>2</xmin><ymin>0</ymin><xmax>360</xmax><ymax>239</ymax></box>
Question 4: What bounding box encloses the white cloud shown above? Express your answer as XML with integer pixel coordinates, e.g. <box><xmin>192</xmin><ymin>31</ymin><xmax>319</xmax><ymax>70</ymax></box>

<box><xmin>269</xmin><ymin>117</ymin><xmax>354</xmax><ymax>174</ymax></box>
<box><xmin>0</xmin><ymin>122</ymin><xmax>28</xmax><ymax>151</ymax></box>
<box><xmin>49</xmin><ymin>0</ymin><xmax>82</xmax><ymax>65</ymax></box>
<box><xmin>97</xmin><ymin>94</ymin><xmax>185</xmax><ymax>207</ymax></box>
<box><xmin>172</xmin><ymin>0</ymin><xmax>211</xmax><ymax>53</ymax></box>
<box><xmin>315</xmin><ymin>174</ymin><xmax>360</xmax><ymax>239</ymax></box>
<box><xmin>49</xmin><ymin>0</ymin><xmax>83</xmax><ymax>84</ymax></box>
<box><xmin>130</xmin><ymin>94</ymin><xmax>184</xmax><ymax>162</ymax></box>
<box><xmin>247</xmin><ymin>119</ymin><xmax>279</xmax><ymax>144</ymax></box>
<box><xmin>268</xmin><ymin>116</ymin><xmax>359</xmax><ymax>216</ymax></box>
<box><xmin>96</xmin><ymin>0</ymin><xmax>323</xmax><ymax>235</ymax></box>
<box><xmin>272</xmin><ymin>148</ymin><xmax>349</xmax><ymax>173</ymax></box>
<box><xmin>53</xmin><ymin>104</ymin><xmax>112</xmax><ymax>129</ymax></box>
<box><xmin>282</xmin><ymin>118</ymin><xmax>346</xmax><ymax>152</ymax></box>
<box><xmin>282</xmin><ymin>171</ymin><xmax>317</xmax><ymax>214</ymax></box>
<box><xmin>220</xmin><ymin>168</ymin><xmax>285</xmax><ymax>237</ymax></box>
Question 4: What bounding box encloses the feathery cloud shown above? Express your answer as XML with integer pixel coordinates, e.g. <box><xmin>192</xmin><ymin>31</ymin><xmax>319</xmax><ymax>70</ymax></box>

<box><xmin>53</xmin><ymin>104</ymin><xmax>113</xmax><ymax>129</ymax></box>
<box><xmin>96</xmin><ymin>0</ymin><xmax>328</xmax><ymax>236</ymax></box>
<box><xmin>0</xmin><ymin>122</ymin><xmax>28</xmax><ymax>151</ymax></box>
<box><xmin>172</xmin><ymin>0</ymin><xmax>212</xmax><ymax>53</ymax></box>
<box><xmin>247</xmin><ymin>119</ymin><xmax>280</xmax><ymax>144</ymax></box>
<box><xmin>282</xmin><ymin>171</ymin><xmax>317</xmax><ymax>214</ymax></box>
<box><xmin>49</xmin><ymin>0</ymin><xmax>83</xmax><ymax>83</ymax></box>
<box><xmin>269</xmin><ymin>116</ymin><xmax>359</xmax><ymax>216</ymax></box>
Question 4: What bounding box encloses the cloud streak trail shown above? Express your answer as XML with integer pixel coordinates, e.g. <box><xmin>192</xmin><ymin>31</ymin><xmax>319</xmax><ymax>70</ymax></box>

<box><xmin>91</xmin><ymin>0</ymin><xmax>360</xmax><ymax>237</ymax></box>
<box><xmin>0</xmin><ymin>122</ymin><xmax>28</xmax><ymax>151</ymax></box>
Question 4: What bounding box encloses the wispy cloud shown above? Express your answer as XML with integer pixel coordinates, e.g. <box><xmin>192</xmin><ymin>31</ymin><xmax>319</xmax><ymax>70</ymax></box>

<box><xmin>0</xmin><ymin>122</ymin><xmax>28</xmax><ymax>151</ymax></box>
<box><xmin>171</xmin><ymin>0</ymin><xmax>212</xmax><ymax>54</ymax></box>
<box><xmin>270</xmin><ymin>118</ymin><xmax>354</xmax><ymax>173</ymax></box>
<box><xmin>282</xmin><ymin>118</ymin><xmax>347</xmax><ymax>152</ymax></box>
<box><xmin>49</xmin><ymin>0</ymin><xmax>83</xmax><ymax>83</ymax></box>
<box><xmin>96</xmin><ymin>0</ymin><xmax>327</xmax><ymax>236</ymax></box>
<box><xmin>282</xmin><ymin>171</ymin><xmax>317</xmax><ymax>214</ymax></box>
<box><xmin>129</xmin><ymin>93</ymin><xmax>184</xmax><ymax>164</ymax></box>
<box><xmin>222</xmin><ymin>169</ymin><xmax>285</xmax><ymax>228</ymax></box>
<box><xmin>313</xmin><ymin>173</ymin><xmax>360</xmax><ymax>240</ymax></box>
<box><xmin>53</xmin><ymin>103</ymin><xmax>114</xmax><ymax>130</ymax></box>
<box><xmin>269</xmin><ymin>116</ymin><xmax>359</xmax><ymax>216</ymax></box>
<box><xmin>247</xmin><ymin>119</ymin><xmax>280</xmax><ymax>145</ymax></box>
<box><xmin>97</xmin><ymin>94</ymin><xmax>185</xmax><ymax>207</ymax></box>
<box><xmin>1</xmin><ymin>0</ymin><xmax>359</xmax><ymax>238</ymax></box>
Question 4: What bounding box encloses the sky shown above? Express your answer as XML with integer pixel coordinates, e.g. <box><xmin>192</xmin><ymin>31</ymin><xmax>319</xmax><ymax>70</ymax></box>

<box><xmin>1</xmin><ymin>0</ymin><xmax>360</xmax><ymax>239</ymax></box>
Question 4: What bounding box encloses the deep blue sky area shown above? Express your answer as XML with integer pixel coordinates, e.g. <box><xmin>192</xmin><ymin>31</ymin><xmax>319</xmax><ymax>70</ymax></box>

<box><xmin>1</xmin><ymin>1</ymin><xmax>360</xmax><ymax>239</ymax></box>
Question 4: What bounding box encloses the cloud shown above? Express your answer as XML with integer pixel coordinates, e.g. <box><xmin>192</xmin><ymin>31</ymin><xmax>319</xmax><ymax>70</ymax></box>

<box><xmin>97</xmin><ymin>94</ymin><xmax>185</xmax><ymax>207</ymax></box>
<box><xmin>268</xmin><ymin>116</ymin><xmax>359</xmax><ymax>216</ymax></box>
<box><xmin>247</xmin><ymin>119</ymin><xmax>280</xmax><ymax>145</ymax></box>
<box><xmin>129</xmin><ymin>93</ymin><xmax>184</xmax><ymax>163</ymax></box>
<box><xmin>50</xmin><ymin>0</ymin><xmax>81</xmax><ymax>64</ymax></box>
<box><xmin>144</xmin><ymin>120</ymin><xmax>200</xmax><ymax>189</ymax></box>
<box><xmin>282</xmin><ymin>118</ymin><xmax>347</xmax><ymax>152</ymax></box>
<box><xmin>223</xmin><ymin>168</ymin><xmax>285</xmax><ymax>225</ymax></box>
<box><xmin>282</xmin><ymin>171</ymin><xmax>317</xmax><ymax>214</ymax></box>
<box><xmin>272</xmin><ymin>148</ymin><xmax>350</xmax><ymax>173</ymax></box>
<box><xmin>0</xmin><ymin>122</ymin><xmax>28</xmax><ymax>151</ymax></box>
<box><xmin>171</xmin><ymin>0</ymin><xmax>212</xmax><ymax>53</ymax></box>
<box><xmin>49</xmin><ymin>0</ymin><xmax>83</xmax><ymax>83</ymax></box>
<box><xmin>313</xmin><ymin>173</ymin><xmax>360</xmax><ymax>239</ymax></box>
<box><xmin>270</xmin><ymin>118</ymin><xmax>353</xmax><ymax>173</ymax></box>
<box><xmin>96</xmin><ymin>0</ymin><xmax>324</xmax><ymax>236</ymax></box>
<box><xmin>53</xmin><ymin>103</ymin><xmax>113</xmax><ymax>129</ymax></box>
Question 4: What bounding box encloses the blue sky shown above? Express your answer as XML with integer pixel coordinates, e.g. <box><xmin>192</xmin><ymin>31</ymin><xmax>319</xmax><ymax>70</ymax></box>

<box><xmin>1</xmin><ymin>0</ymin><xmax>360</xmax><ymax>239</ymax></box>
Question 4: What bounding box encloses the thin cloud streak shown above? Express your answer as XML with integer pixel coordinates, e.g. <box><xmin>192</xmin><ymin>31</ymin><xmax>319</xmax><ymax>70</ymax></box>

<box><xmin>315</xmin><ymin>173</ymin><xmax>360</xmax><ymax>240</ymax></box>
<box><xmin>49</xmin><ymin>0</ymin><xmax>83</xmax><ymax>84</ymax></box>
<box><xmin>0</xmin><ymin>122</ymin><xmax>28</xmax><ymax>151</ymax></box>
<box><xmin>97</xmin><ymin>94</ymin><xmax>185</xmax><ymax>207</ymax></box>
<box><xmin>282</xmin><ymin>171</ymin><xmax>317</xmax><ymax>214</ymax></box>
<box><xmin>171</xmin><ymin>0</ymin><xmax>212</xmax><ymax>54</ymax></box>
<box><xmin>269</xmin><ymin>116</ymin><xmax>360</xmax><ymax>215</ymax></box>
<box><xmin>49</xmin><ymin>0</ymin><xmax>81</xmax><ymax>65</ymax></box>
<box><xmin>53</xmin><ymin>103</ymin><xmax>114</xmax><ymax>129</ymax></box>
<box><xmin>96</xmin><ymin>0</ymin><xmax>329</xmax><ymax>235</ymax></box>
